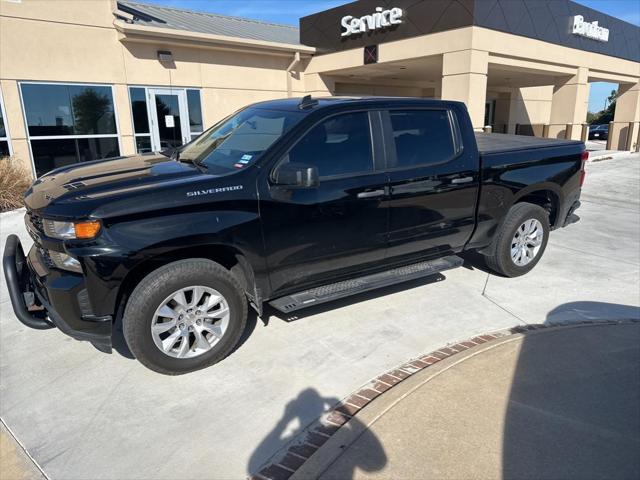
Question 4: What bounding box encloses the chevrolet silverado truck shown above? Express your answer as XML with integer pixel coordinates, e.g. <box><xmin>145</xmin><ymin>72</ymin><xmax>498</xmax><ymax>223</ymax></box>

<box><xmin>3</xmin><ymin>97</ymin><xmax>586</xmax><ymax>374</ymax></box>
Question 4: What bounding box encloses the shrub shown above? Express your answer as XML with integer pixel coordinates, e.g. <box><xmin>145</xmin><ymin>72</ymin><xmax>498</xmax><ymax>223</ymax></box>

<box><xmin>0</xmin><ymin>157</ymin><xmax>32</xmax><ymax>212</ymax></box>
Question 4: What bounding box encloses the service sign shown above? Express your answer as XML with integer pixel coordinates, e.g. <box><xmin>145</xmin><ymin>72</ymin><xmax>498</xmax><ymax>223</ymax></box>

<box><xmin>341</xmin><ymin>7</ymin><xmax>403</xmax><ymax>37</ymax></box>
<box><xmin>572</xmin><ymin>15</ymin><xmax>609</xmax><ymax>42</ymax></box>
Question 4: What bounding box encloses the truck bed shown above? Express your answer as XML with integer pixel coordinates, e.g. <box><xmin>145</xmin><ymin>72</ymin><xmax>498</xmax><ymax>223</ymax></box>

<box><xmin>475</xmin><ymin>133</ymin><xmax>582</xmax><ymax>155</ymax></box>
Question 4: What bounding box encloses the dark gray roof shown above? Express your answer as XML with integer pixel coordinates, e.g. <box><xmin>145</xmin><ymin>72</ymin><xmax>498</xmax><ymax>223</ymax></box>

<box><xmin>117</xmin><ymin>1</ymin><xmax>301</xmax><ymax>45</ymax></box>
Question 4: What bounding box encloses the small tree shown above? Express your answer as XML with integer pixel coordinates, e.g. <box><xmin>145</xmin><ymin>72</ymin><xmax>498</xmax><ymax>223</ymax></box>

<box><xmin>72</xmin><ymin>89</ymin><xmax>113</xmax><ymax>134</ymax></box>
<box><xmin>589</xmin><ymin>89</ymin><xmax>617</xmax><ymax>125</ymax></box>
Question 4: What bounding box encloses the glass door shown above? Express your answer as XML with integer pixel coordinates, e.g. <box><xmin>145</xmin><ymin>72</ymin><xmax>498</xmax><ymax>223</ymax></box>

<box><xmin>147</xmin><ymin>88</ymin><xmax>189</xmax><ymax>152</ymax></box>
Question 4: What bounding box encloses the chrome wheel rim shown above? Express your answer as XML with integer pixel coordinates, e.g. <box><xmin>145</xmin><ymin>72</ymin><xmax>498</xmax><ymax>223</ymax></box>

<box><xmin>151</xmin><ymin>286</ymin><xmax>230</xmax><ymax>359</ymax></box>
<box><xmin>511</xmin><ymin>219</ymin><xmax>544</xmax><ymax>267</ymax></box>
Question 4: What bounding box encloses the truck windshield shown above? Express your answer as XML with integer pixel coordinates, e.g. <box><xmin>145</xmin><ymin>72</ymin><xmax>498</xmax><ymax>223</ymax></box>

<box><xmin>179</xmin><ymin>107</ymin><xmax>304</xmax><ymax>175</ymax></box>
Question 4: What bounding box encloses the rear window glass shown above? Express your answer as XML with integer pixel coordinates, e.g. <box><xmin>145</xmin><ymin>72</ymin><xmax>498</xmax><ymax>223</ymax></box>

<box><xmin>389</xmin><ymin>110</ymin><xmax>456</xmax><ymax>168</ymax></box>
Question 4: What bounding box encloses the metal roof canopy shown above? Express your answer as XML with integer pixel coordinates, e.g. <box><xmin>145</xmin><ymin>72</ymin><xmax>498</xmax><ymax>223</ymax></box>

<box><xmin>117</xmin><ymin>0</ymin><xmax>302</xmax><ymax>46</ymax></box>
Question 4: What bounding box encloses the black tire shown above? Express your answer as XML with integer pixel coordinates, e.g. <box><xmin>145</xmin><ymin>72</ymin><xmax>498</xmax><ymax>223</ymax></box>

<box><xmin>123</xmin><ymin>259</ymin><xmax>247</xmax><ymax>375</ymax></box>
<box><xmin>483</xmin><ymin>202</ymin><xmax>550</xmax><ymax>278</ymax></box>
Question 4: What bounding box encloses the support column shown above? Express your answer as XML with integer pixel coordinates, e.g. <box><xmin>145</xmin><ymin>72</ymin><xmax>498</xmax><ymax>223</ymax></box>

<box><xmin>441</xmin><ymin>50</ymin><xmax>488</xmax><ymax>130</ymax></box>
<box><xmin>611</xmin><ymin>81</ymin><xmax>640</xmax><ymax>151</ymax></box>
<box><xmin>549</xmin><ymin>67</ymin><xmax>590</xmax><ymax>140</ymax></box>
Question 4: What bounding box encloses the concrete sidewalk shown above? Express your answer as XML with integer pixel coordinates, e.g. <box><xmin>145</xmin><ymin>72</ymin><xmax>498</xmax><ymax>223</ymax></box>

<box><xmin>294</xmin><ymin>323</ymin><xmax>640</xmax><ymax>480</ymax></box>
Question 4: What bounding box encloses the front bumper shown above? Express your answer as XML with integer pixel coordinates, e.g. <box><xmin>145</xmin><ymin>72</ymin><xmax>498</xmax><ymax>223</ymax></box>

<box><xmin>3</xmin><ymin>234</ymin><xmax>112</xmax><ymax>352</ymax></box>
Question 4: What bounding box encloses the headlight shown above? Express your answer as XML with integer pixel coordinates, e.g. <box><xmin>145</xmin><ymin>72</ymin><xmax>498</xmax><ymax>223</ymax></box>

<box><xmin>43</xmin><ymin>219</ymin><xmax>101</xmax><ymax>240</ymax></box>
<box><xmin>49</xmin><ymin>251</ymin><xmax>83</xmax><ymax>273</ymax></box>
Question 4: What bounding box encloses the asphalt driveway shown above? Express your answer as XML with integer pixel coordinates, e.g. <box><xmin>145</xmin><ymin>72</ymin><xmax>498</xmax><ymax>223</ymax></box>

<box><xmin>1</xmin><ymin>153</ymin><xmax>639</xmax><ymax>479</ymax></box>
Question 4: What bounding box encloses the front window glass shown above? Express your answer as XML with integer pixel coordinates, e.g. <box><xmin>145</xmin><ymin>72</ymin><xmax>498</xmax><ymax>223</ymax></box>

<box><xmin>180</xmin><ymin>107</ymin><xmax>304</xmax><ymax>175</ymax></box>
<box><xmin>287</xmin><ymin>112</ymin><xmax>373</xmax><ymax>178</ymax></box>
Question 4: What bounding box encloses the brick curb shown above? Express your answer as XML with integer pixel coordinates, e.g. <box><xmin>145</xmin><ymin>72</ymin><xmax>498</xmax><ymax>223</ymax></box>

<box><xmin>250</xmin><ymin>319</ymin><xmax>640</xmax><ymax>480</ymax></box>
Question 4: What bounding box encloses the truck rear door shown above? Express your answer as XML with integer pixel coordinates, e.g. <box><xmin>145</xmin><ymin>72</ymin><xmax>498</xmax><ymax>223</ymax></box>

<box><xmin>382</xmin><ymin>108</ymin><xmax>479</xmax><ymax>261</ymax></box>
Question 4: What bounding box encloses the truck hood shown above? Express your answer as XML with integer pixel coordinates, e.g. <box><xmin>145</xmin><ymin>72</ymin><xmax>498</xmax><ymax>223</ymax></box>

<box><xmin>24</xmin><ymin>154</ymin><xmax>206</xmax><ymax>213</ymax></box>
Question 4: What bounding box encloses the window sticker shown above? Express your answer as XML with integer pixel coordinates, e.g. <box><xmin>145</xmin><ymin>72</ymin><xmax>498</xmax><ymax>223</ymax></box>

<box><xmin>241</xmin><ymin>154</ymin><xmax>253</xmax><ymax>160</ymax></box>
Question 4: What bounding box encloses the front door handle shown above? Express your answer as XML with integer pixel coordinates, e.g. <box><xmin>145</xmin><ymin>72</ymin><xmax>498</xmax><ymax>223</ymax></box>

<box><xmin>451</xmin><ymin>176</ymin><xmax>473</xmax><ymax>185</ymax></box>
<box><xmin>357</xmin><ymin>189</ymin><xmax>385</xmax><ymax>199</ymax></box>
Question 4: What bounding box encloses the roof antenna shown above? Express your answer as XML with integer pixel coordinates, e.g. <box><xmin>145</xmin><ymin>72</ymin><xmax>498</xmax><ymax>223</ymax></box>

<box><xmin>298</xmin><ymin>95</ymin><xmax>319</xmax><ymax>110</ymax></box>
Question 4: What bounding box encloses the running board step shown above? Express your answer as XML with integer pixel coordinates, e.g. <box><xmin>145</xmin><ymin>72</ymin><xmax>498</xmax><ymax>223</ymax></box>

<box><xmin>269</xmin><ymin>255</ymin><xmax>463</xmax><ymax>313</ymax></box>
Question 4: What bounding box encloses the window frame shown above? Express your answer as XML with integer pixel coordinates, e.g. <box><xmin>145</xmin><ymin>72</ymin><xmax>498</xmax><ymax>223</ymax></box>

<box><xmin>381</xmin><ymin>107</ymin><xmax>464</xmax><ymax>172</ymax></box>
<box><xmin>0</xmin><ymin>87</ymin><xmax>13</xmax><ymax>157</ymax></box>
<box><xmin>18</xmin><ymin>80</ymin><xmax>122</xmax><ymax>177</ymax></box>
<box><xmin>271</xmin><ymin>109</ymin><xmax>382</xmax><ymax>182</ymax></box>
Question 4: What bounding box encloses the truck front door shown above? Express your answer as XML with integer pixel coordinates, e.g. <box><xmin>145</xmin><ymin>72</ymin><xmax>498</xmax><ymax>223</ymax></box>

<box><xmin>382</xmin><ymin>108</ymin><xmax>479</xmax><ymax>261</ymax></box>
<box><xmin>259</xmin><ymin>111</ymin><xmax>388</xmax><ymax>296</ymax></box>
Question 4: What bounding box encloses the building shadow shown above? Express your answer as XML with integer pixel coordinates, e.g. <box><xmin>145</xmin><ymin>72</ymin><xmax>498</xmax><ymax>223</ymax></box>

<box><xmin>248</xmin><ymin>388</ymin><xmax>386</xmax><ymax>479</ymax></box>
<box><xmin>502</xmin><ymin>301</ymin><xmax>640</xmax><ymax>479</ymax></box>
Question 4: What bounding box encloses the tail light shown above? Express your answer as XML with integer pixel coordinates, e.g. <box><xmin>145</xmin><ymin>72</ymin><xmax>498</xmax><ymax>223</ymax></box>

<box><xmin>580</xmin><ymin>150</ymin><xmax>588</xmax><ymax>186</ymax></box>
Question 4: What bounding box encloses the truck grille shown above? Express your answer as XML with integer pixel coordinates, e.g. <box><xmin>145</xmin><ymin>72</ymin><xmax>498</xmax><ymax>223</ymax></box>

<box><xmin>38</xmin><ymin>247</ymin><xmax>55</xmax><ymax>269</ymax></box>
<box><xmin>26</xmin><ymin>211</ymin><xmax>44</xmax><ymax>234</ymax></box>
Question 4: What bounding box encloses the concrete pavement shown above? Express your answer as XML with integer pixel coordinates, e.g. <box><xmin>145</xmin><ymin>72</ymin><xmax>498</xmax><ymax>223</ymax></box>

<box><xmin>294</xmin><ymin>322</ymin><xmax>640</xmax><ymax>480</ymax></box>
<box><xmin>0</xmin><ymin>154</ymin><xmax>639</xmax><ymax>479</ymax></box>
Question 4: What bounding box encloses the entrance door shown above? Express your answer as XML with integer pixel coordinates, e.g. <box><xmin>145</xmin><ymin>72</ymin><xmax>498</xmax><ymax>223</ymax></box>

<box><xmin>148</xmin><ymin>88</ymin><xmax>190</xmax><ymax>152</ymax></box>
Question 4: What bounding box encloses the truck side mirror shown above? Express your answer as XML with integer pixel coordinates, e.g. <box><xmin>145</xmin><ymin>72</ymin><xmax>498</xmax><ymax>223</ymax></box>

<box><xmin>272</xmin><ymin>162</ymin><xmax>319</xmax><ymax>188</ymax></box>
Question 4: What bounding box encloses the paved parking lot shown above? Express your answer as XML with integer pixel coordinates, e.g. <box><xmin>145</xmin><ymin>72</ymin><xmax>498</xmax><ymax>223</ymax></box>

<box><xmin>1</xmin><ymin>154</ymin><xmax>639</xmax><ymax>479</ymax></box>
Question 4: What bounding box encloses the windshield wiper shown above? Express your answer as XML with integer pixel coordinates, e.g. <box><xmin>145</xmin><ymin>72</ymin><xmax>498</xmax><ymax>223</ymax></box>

<box><xmin>172</xmin><ymin>148</ymin><xmax>207</xmax><ymax>173</ymax></box>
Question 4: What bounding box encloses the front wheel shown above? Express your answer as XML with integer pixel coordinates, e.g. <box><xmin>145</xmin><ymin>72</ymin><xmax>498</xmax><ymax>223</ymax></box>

<box><xmin>123</xmin><ymin>259</ymin><xmax>248</xmax><ymax>375</ymax></box>
<box><xmin>483</xmin><ymin>202</ymin><xmax>550</xmax><ymax>277</ymax></box>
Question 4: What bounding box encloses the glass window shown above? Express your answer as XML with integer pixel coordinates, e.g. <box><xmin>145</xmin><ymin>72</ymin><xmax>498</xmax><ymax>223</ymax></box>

<box><xmin>20</xmin><ymin>83</ymin><xmax>120</xmax><ymax>176</ymax></box>
<box><xmin>288</xmin><ymin>112</ymin><xmax>373</xmax><ymax>178</ymax></box>
<box><xmin>389</xmin><ymin>110</ymin><xmax>456</xmax><ymax>168</ymax></box>
<box><xmin>0</xmin><ymin>108</ymin><xmax>6</xmax><ymax>138</ymax></box>
<box><xmin>129</xmin><ymin>87</ymin><xmax>150</xmax><ymax>134</ymax></box>
<box><xmin>135</xmin><ymin>136</ymin><xmax>152</xmax><ymax>154</ymax></box>
<box><xmin>179</xmin><ymin>106</ymin><xmax>304</xmax><ymax>175</ymax></box>
<box><xmin>186</xmin><ymin>89</ymin><xmax>203</xmax><ymax>134</ymax></box>
<box><xmin>21</xmin><ymin>83</ymin><xmax>116</xmax><ymax>136</ymax></box>
<box><xmin>0</xmin><ymin>90</ymin><xmax>12</xmax><ymax>157</ymax></box>
<box><xmin>0</xmin><ymin>141</ymin><xmax>9</xmax><ymax>157</ymax></box>
<box><xmin>31</xmin><ymin>137</ymin><xmax>120</xmax><ymax>177</ymax></box>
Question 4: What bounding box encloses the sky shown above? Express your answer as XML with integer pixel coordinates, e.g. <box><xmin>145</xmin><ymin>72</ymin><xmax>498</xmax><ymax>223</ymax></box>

<box><xmin>136</xmin><ymin>0</ymin><xmax>640</xmax><ymax>113</ymax></box>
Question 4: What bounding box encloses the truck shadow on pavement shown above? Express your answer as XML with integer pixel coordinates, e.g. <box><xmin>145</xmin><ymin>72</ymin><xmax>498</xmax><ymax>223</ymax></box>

<box><xmin>503</xmin><ymin>301</ymin><xmax>640</xmax><ymax>479</ymax></box>
<box><xmin>248</xmin><ymin>387</ymin><xmax>386</xmax><ymax>479</ymax></box>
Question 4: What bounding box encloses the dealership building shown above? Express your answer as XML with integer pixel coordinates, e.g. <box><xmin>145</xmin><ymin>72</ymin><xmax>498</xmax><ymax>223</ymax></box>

<box><xmin>0</xmin><ymin>0</ymin><xmax>638</xmax><ymax>178</ymax></box>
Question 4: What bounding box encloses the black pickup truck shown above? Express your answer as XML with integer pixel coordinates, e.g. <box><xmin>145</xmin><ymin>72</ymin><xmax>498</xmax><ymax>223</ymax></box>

<box><xmin>4</xmin><ymin>97</ymin><xmax>586</xmax><ymax>374</ymax></box>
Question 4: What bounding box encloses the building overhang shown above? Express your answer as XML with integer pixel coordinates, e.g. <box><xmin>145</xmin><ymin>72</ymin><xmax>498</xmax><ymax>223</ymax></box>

<box><xmin>113</xmin><ymin>19</ymin><xmax>316</xmax><ymax>57</ymax></box>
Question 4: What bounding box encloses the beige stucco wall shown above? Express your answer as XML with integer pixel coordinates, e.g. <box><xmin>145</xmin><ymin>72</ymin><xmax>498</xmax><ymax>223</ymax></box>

<box><xmin>0</xmin><ymin>0</ymin><xmax>310</xmax><ymax>176</ymax></box>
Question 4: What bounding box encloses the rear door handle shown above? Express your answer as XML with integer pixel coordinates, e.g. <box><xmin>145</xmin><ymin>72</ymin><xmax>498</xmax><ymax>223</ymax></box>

<box><xmin>451</xmin><ymin>176</ymin><xmax>473</xmax><ymax>185</ymax></box>
<box><xmin>357</xmin><ymin>189</ymin><xmax>385</xmax><ymax>199</ymax></box>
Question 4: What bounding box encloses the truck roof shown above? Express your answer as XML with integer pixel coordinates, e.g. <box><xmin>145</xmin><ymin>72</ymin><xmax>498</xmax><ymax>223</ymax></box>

<box><xmin>252</xmin><ymin>96</ymin><xmax>465</xmax><ymax>112</ymax></box>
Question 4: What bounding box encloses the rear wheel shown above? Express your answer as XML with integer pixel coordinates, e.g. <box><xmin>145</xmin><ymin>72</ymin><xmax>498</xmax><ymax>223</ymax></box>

<box><xmin>123</xmin><ymin>259</ymin><xmax>247</xmax><ymax>375</ymax></box>
<box><xmin>483</xmin><ymin>202</ymin><xmax>550</xmax><ymax>277</ymax></box>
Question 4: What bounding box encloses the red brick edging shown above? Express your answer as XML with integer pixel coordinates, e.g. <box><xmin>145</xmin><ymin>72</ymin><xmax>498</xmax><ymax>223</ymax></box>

<box><xmin>252</xmin><ymin>319</ymin><xmax>638</xmax><ymax>480</ymax></box>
